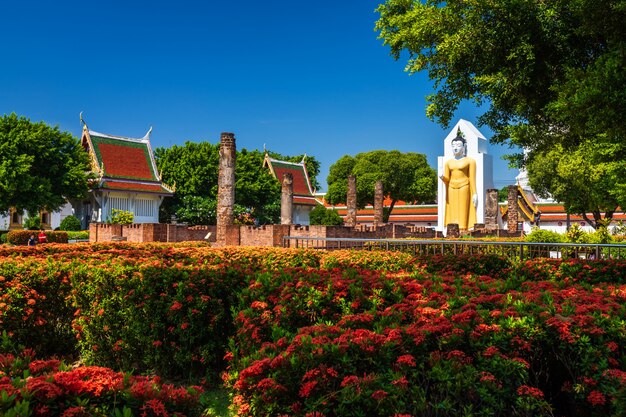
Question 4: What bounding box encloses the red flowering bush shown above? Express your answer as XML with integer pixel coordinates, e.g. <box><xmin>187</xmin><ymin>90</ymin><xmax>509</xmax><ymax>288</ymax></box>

<box><xmin>0</xmin><ymin>347</ymin><xmax>203</xmax><ymax>416</ymax></box>
<box><xmin>70</xmin><ymin>262</ymin><xmax>249</xmax><ymax>381</ymax></box>
<box><xmin>0</xmin><ymin>258</ymin><xmax>76</xmax><ymax>356</ymax></box>
<box><xmin>225</xmin><ymin>259</ymin><xmax>626</xmax><ymax>416</ymax></box>
<box><xmin>2</xmin><ymin>244</ymin><xmax>626</xmax><ymax>416</ymax></box>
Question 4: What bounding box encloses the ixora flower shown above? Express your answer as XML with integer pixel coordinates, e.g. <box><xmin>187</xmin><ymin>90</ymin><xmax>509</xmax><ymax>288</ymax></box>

<box><xmin>517</xmin><ymin>385</ymin><xmax>545</xmax><ymax>399</ymax></box>
<box><xmin>587</xmin><ymin>390</ymin><xmax>606</xmax><ymax>406</ymax></box>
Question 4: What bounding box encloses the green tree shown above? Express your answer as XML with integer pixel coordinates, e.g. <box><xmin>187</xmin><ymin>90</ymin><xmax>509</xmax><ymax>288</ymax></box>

<box><xmin>376</xmin><ymin>0</ymin><xmax>626</xmax><ymax>223</ymax></box>
<box><xmin>154</xmin><ymin>143</ymin><xmax>319</xmax><ymax>225</ymax></box>
<box><xmin>375</xmin><ymin>0</ymin><xmax>626</xmax><ymax>151</ymax></box>
<box><xmin>0</xmin><ymin>113</ymin><xmax>91</xmax><ymax>215</ymax></box>
<box><xmin>498</xmin><ymin>186</ymin><xmax>510</xmax><ymax>203</ymax></box>
<box><xmin>526</xmin><ymin>141</ymin><xmax>622</xmax><ymax>229</ymax></box>
<box><xmin>326</xmin><ymin>150</ymin><xmax>436</xmax><ymax>223</ymax></box>
<box><xmin>309</xmin><ymin>205</ymin><xmax>344</xmax><ymax>226</ymax></box>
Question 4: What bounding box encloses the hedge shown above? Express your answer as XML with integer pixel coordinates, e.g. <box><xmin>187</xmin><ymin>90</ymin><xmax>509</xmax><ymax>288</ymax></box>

<box><xmin>6</xmin><ymin>230</ymin><xmax>68</xmax><ymax>245</ymax></box>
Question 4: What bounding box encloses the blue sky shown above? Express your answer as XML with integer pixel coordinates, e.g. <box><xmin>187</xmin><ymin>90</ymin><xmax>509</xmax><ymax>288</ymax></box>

<box><xmin>2</xmin><ymin>0</ymin><xmax>519</xmax><ymax>191</ymax></box>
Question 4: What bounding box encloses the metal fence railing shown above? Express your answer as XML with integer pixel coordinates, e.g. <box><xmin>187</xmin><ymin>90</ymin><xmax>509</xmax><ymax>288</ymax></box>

<box><xmin>282</xmin><ymin>236</ymin><xmax>626</xmax><ymax>261</ymax></box>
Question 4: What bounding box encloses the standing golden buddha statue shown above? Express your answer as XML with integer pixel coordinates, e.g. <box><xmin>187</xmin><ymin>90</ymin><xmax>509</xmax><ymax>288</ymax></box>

<box><xmin>440</xmin><ymin>135</ymin><xmax>477</xmax><ymax>230</ymax></box>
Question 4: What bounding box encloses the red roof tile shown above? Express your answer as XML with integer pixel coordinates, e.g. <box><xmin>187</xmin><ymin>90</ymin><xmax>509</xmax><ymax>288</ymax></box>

<box><xmin>98</xmin><ymin>143</ymin><xmax>155</xmax><ymax>180</ymax></box>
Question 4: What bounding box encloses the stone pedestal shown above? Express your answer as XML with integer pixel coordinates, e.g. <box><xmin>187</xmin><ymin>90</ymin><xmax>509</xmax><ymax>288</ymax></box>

<box><xmin>374</xmin><ymin>180</ymin><xmax>384</xmax><ymax>226</ymax></box>
<box><xmin>281</xmin><ymin>172</ymin><xmax>293</xmax><ymax>225</ymax></box>
<box><xmin>217</xmin><ymin>132</ymin><xmax>236</xmax><ymax>245</ymax></box>
<box><xmin>446</xmin><ymin>223</ymin><xmax>460</xmax><ymax>238</ymax></box>
<box><xmin>346</xmin><ymin>175</ymin><xmax>357</xmax><ymax>228</ymax></box>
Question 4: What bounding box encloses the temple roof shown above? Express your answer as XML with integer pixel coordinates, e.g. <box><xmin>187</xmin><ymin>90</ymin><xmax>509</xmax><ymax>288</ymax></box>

<box><xmin>81</xmin><ymin>126</ymin><xmax>173</xmax><ymax>196</ymax></box>
<box><xmin>263</xmin><ymin>154</ymin><xmax>318</xmax><ymax>206</ymax></box>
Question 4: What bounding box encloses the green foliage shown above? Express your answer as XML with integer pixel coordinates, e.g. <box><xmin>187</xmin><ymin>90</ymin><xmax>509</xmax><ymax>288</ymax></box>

<box><xmin>108</xmin><ymin>208</ymin><xmax>134</xmax><ymax>225</ymax></box>
<box><xmin>498</xmin><ymin>186</ymin><xmax>510</xmax><ymax>203</ymax></box>
<box><xmin>154</xmin><ymin>143</ymin><xmax>316</xmax><ymax>225</ymax></box>
<box><xmin>22</xmin><ymin>214</ymin><xmax>41</xmax><ymax>230</ymax></box>
<box><xmin>0</xmin><ymin>113</ymin><xmax>92</xmax><ymax>215</ymax></box>
<box><xmin>309</xmin><ymin>205</ymin><xmax>344</xmax><ymax>226</ymax></box>
<box><xmin>67</xmin><ymin>230</ymin><xmax>89</xmax><ymax>240</ymax></box>
<box><xmin>525</xmin><ymin>228</ymin><xmax>564</xmax><ymax>244</ymax></box>
<box><xmin>527</xmin><ymin>142</ymin><xmax>620</xmax><ymax>229</ymax></box>
<box><xmin>326</xmin><ymin>150</ymin><xmax>436</xmax><ymax>222</ymax></box>
<box><xmin>375</xmin><ymin>1</ymin><xmax>626</xmax><ymax>148</ymax></box>
<box><xmin>174</xmin><ymin>195</ymin><xmax>217</xmax><ymax>225</ymax></box>
<box><xmin>59</xmin><ymin>215</ymin><xmax>82</xmax><ymax>231</ymax></box>
<box><xmin>71</xmin><ymin>263</ymin><xmax>247</xmax><ymax>381</ymax></box>
<box><xmin>375</xmin><ymin>0</ymin><xmax>626</xmax><ymax>215</ymax></box>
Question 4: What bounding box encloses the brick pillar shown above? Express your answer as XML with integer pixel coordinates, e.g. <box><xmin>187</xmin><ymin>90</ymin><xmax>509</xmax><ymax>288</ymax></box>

<box><xmin>346</xmin><ymin>175</ymin><xmax>357</xmax><ymax>228</ymax></box>
<box><xmin>507</xmin><ymin>185</ymin><xmax>519</xmax><ymax>233</ymax></box>
<box><xmin>374</xmin><ymin>180</ymin><xmax>383</xmax><ymax>226</ymax></box>
<box><xmin>281</xmin><ymin>172</ymin><xmax>293</xmax><ymax>225</ymax></box>
<box><xmin>484</xmin><ymin>188</ymin><xmax>499</xmax><ymax>230</ymax></box>
<box><xmin>217</xmin><ymin>132</ymin><xmax>236</xmax><ymax>245</ymax></box>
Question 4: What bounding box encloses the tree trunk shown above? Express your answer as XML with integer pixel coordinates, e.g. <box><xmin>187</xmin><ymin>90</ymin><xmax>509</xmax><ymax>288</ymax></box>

<box><xmin>383</xmin><ymin>200</ymin><xmax>396</xmax><ymax>224</ymax></box>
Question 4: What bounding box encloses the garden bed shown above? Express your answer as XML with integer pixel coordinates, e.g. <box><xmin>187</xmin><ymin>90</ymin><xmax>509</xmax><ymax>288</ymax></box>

<box><xmin>1</xmin><ymin>243</ymin><xmax>625</xmax><ymax>416</ymax></box>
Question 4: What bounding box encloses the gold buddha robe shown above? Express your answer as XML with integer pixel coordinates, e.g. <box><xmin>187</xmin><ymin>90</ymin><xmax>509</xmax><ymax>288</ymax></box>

<box><xmin>442</xmin><ymin>156</ymin><xmax>477</xmax><ymax>230</ymax></box>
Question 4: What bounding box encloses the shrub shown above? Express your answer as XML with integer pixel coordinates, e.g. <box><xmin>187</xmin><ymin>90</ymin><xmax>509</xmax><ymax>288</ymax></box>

<box><xmin>525</xmin><ymin>227</ymin><xmax>564</xmax><ymax>243</ymax></box>
<box><xmin>67</xmin><ymin>230</ymin><xmax>89</xmax><ymax>240</ymax></box>
<box><xmin>59</xmin><ymin>214</ymin><xmax>82</xmax><ymax>231</ymax></box>
<box><xmin>309</xmin><ymin>205</ymin><xmax>344</xmax><ymax>225</ymax></box>
<box><xmin>23</xmin><ymin>214</ymin><xmax>42</xmax><ymax>230</ymax></box>
<box><xmin>566</xmin><ymin>223</ymin><xmax>590</xmax><ymax>244</ymax></box>
<box><xmin>108</xmin><ymin>208</ymin><xmax>134</xmax><ymax>225</ymax></box>
<box><xmin>6</xmin><ymin>230</ymin><xmax>68</xmax><ymax>245</ymax></box>
<box><xmin>0</xmin><ymin>346</ymin><xmax>204</xmax><ymax>417</ymax></box>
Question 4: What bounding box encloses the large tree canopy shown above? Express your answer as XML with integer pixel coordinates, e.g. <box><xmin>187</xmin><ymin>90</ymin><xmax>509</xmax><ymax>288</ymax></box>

<box><xmin>155</xmin><ymin>142</ymin><xmax>320</xmax><ymax>225</ymax></box>
<box><xmin>376</xmin><ymin>0</ymin><xmax>626</xmax><ymax>223</ymax></box>
<box><xmin>375</xmin><ymin>0</ymin><xmax>626</xmax><ymax>150</ymax></box>
<box><xmin>527</xmin><ymin>141</ymin><xmax>624</xmax><ymax>229</ymax></box>
<box><xmin>326</xmin><ymin>150</ymin><xmax>436</xmax><ymax>222</ymax></box>
<box><xmin>0</xmin><ymin>113</ymin><xmax>91</xmax><ymax>215</ymax></box>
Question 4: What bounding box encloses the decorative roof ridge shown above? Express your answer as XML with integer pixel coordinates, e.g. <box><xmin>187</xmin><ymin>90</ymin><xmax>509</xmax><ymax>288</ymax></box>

<box><xmin>89</xmin><ymin>130</ymin><xmax>150</xmax><ymax>143</ymax></box>
<box><xmin>266</xmin><ymin>157</ymin><xmax>306</xmax><ymax>167</ymax></box>
<box><xmin>103</xmin><ymin>178</ymin><xmax>174</xmax><ymax>194</ymax></box>
<box><xmin>102</xmin><ymin>177</ymin><xmax>165</xmax><ymax>185</ymax></box>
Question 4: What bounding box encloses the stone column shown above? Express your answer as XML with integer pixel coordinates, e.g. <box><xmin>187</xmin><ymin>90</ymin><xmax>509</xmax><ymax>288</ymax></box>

<box><xmin>281</xmin><ymin>172</ymin><xmax>293</xmax><ymax>225</ymax></box>
<box><xmin>507</xmin><ymin>185</ymin><xmax>518</xmax><ymax>233</ymax></box>
<box><xmin>374</xmin><ymin>180</ymin><xmax>384</xmax><ymax>226</ymax></box>
<box><xmin>484</xmin><ymin>188</ymin><xmax>499</xmax><ymax>230</ymax></box>
<box><xmin>217</xmin><ymin>132</ymin><xmax>236</xmax><ymax>245</ymax></box>
<box><xmin>345</xmin><ymin>175</ymin><xmax>357</xmax><ymax>228</ymax></box>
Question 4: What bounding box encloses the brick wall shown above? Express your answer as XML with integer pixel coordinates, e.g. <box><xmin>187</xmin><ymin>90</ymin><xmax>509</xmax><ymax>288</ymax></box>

<box><xmin>89</xmin><ymin>223</ymin><xmax>217</xmax><ymax>243</ymax></box>
<box><xmin>89</xmin><ymin>223</ymin><xmax>122</xmax><ymax>243</ymax></box>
